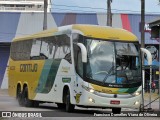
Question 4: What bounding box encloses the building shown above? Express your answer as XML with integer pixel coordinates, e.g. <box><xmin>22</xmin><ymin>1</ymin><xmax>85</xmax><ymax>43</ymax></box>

<box><xmin>0</xmin><ymin>12</ymin><xmax>159</xmax><ymax>89</ymax></box>
<box><xmin>0</xmin><ymin>0</ymin><xmax>51</xmax><ymax>12</ymax></box>
<box><xmin>148</xmin><ymin>19</ymin><xmax>160</xmax><ymax>92</ymax></box>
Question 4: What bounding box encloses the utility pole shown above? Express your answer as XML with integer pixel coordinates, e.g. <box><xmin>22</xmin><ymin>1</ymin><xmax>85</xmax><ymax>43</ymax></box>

<box><xmin>141</xmin><ymin>0</ymin><xmax>145</xmax><ymax>49</ymax></box>
<box><xmin>43</xmin><ymin>0</ymin><xmax>48</xmax><ymax>30</ymax></box>
<box><xmin>107</xmin><ymin>0</ymin><xmax>112</xmax><ymax>26</ymax></box>
<box><xmin>141</xmin><ymin>0</ymin><xmax>145</xmax><ymax>112</ymax></box>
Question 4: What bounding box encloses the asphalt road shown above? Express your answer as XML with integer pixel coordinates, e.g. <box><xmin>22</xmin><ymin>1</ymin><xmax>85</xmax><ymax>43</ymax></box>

<box><xmin>0</xmin><ymin>89</ymin><xmax>160</xmax><ymax>120</ymax></box>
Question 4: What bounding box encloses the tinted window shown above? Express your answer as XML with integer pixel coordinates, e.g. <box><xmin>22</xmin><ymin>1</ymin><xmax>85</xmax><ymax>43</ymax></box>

<box><xmin>10</xmin><ymin>34</ymin><xmax>71</xmax><ymax>63</ymax></box>
<box><xmin>10</xmin><ymin>40</ymin><xmax>32</xmax><ymax>60</ymax></box>
<box><xmin>30</xmin><ymin>39</ymin><xmax>41</xmax><ymax>60</ymax></box>
<box><xmin>73</xmin><ymin>44</ymin><xmax>83</xmax><ymax>77</ymax></box>
<box><xmin>54</xmin><ymin>35</ymin><xmax>71</xmax><ymax>63</ymax></box>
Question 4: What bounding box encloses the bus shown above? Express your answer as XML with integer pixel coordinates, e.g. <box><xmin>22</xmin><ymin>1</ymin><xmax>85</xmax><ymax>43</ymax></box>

<box><xmin>8</xmin><ymin>24</ymin><xmax>142</xmax><ymax>113</ymax></box>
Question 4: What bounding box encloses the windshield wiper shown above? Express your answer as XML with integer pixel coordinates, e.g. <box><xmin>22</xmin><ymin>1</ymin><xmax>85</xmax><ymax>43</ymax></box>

<box><xmin>103</xmin><ymin>66</ymin><xmax>116</xmax><ymax>84</ymax></box>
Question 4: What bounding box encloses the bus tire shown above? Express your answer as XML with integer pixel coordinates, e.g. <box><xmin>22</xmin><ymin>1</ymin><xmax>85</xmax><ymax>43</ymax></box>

<box><xmin>17</xmin><ymin>86</ymin><xmax>23</xmax><ymax>106</ymax></box>
<box><xmin>65</xmin><ymin>90</ymin><xmax>75</xmax><ymax>112</ymax></box>
<box><xmin>33</xmin><ymin>101</ymin><xmax>39</xmax><ymax>108</ymax></box>
<box><xmin>112</xmin><ymin>108</ymin><xmax>121</xmax><ymax>114</ymax></box>
<box><xmin>57</xmin><ymin>103</ymin><xmax>66</xmax><ymax>109</ymax></box>
<box><xmin>22</xmin><ymin>87</ymin><xmax>33</xmax><ymax>107</ymax></box>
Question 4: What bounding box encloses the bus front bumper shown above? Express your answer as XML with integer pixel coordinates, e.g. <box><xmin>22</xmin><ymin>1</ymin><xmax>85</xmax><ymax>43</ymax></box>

<box><xmin>77</xmin><ymin>91</ymin><xmax>142</xmax><ymax>109</ymax></box>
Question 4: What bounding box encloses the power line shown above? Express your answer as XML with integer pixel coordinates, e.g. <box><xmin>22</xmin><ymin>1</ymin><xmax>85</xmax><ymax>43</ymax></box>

<box><xmin>51</xmin><ymin>7</ymin><xmax>160</xmax><ymax>14</ymax></box>
<box><xmin>51</xmin><ymin>7</ymin><xmax>101</xmax><ymax>13</ymax></box>
<box><xmin>50</xmin><ymin>3</ymin><xmax>160</xmax><ymax>14</ymax></box>
<box><xmin>51</xmin><ymin>3</ymin><xmax>107</xmax><ymax>10</ymax></box>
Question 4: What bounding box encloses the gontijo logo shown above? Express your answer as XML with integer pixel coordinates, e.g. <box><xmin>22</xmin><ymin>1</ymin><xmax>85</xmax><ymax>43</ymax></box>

<box><xmin>20</xmin><ymin>64</ymin><xmax>38</xmax><ymax>72</ymax></box>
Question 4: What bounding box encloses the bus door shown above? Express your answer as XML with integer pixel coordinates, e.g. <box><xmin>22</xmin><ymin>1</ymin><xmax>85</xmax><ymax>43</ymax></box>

<box><xmin>73</xmin><ymin>43</ymin><xmax>84</xmax><ymax>103</ymax></box>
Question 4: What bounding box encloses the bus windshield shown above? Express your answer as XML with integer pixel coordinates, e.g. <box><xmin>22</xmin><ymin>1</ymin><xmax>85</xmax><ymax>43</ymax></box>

<box><xmin>85</xmin><ymin>38</ymin><xmax>141</xmax><ymax>86</ymax></box>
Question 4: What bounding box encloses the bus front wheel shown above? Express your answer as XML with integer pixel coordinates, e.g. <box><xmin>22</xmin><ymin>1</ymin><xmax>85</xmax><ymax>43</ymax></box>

<box><xmin>65</xmin><ymin>90</ymin><xmax>75</xmax><ymax>112</ymax></box>
<box><xmin>33</xmin><ymin>101</ymin><xmax>39</xmax><ymax>108</ymax></box>
<box><xmin>57</xmin><ymin>103</ymin><xmax>66</xmax><ymax>109</ymax></box>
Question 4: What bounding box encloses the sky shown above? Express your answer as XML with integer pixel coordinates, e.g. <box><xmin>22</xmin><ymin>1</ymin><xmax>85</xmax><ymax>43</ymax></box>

<box><xmin>50</xmin><ymin>0</ymin><xmax>160</xmax><ymax>14</ymax></box>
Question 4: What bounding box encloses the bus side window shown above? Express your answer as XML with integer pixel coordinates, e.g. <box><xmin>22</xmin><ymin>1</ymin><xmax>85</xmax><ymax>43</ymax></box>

<box><xmin>40</xmin><ymin>37</ymin><xmax>59</xmax><ymax>60</ymax></box>
<box><xmin>64</xmin><ymin>53</ymin><xmax>72</xmax><ymax>64</ymax></box>
<box><xmin>16</xmin><ymin>42</ymin><xmax>23</xmax><ymax>60</ymax></box>
<box><xmin>77</xmin><ymin>50</ymin><xmax>83</xmax><ymax>77</ymax></box>
<box><xmin>11</xmin><ymin>42</ymin><xmax>19</xmax><ymax>60</ymax></box>
<box><xmin>48</xmin><ymin>37</ymin><xmax>56</xmax><ymax>59</ymax></box>
<box><xmin>62</xmin><ymin>35</ymin><xmax>71</xmax><ymax>63</ymax></box>
<box><xmin>54</xmin><ymin>35</ymin><xmax>71</xmax><ymax>63</ymax></box>
<box><xmin>23</xmin><ymin>40</ymin><xmax>32</xmax><ymax>60</ymax></box>
<box><xmin>40</xmin><ymin>39</ymin><xmax>49</xmax><ymax>59</ymax></box>
<box><xmin>73</xmin><ymin>44</ymin><xmax>83</xmax><ymax>77</ymax></box>
<box><xmin>30</xmin><ymin>39</ymin><xmax>41</xmax><ymax>60</ymax></box>
<box><xmin>11</xmin><ymin>40</ymin><xmax>32</xmax><ymax>61</ymax></box>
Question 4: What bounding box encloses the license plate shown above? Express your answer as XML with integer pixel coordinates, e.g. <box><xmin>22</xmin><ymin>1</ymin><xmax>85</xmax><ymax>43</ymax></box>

<box><xmin>110</xmin><ymin>100</ymin><xmax>120</xmax><ymax>104</ymax></box>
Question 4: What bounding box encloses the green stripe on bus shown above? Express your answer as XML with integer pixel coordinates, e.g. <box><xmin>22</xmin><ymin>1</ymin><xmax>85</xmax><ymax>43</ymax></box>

<box><xmin>117</xmin><ymin>87</ymin><xmax>138</xmax><ymax>94</ymax></box>
<box><xmin>126</xmin><ymin>87</ymin><xmax>138</xmax><ymax>93</ymax></box>
<box><xmin>36</xmin><ymin>59</ymin><xmax>61</xmax><ymax>93</ymax></box>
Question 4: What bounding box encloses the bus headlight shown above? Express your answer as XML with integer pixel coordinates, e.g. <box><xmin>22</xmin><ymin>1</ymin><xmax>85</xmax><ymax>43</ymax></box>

<box><xmin>89</xmin><ymin>89</ymin><xmax>94</xmax><ymax>93</ymax></box>
<box><xmin>134</xmin><ymin>101</ymin><xmax>139</xmax><ymax>105</ymax></box>
<box><xmin>132</xmin><ymin>91</ymin><xmax>141</xmax><ymax>96</ymax></box>
<box><xmin>89</xmin><ymin>97</ymin><xmax>95</xmax><ymax>103</ymax></box>
<box><xmin>82</xmin><ymin>85</ymin><xmax>95</xmax><ymax>93</ymax></box>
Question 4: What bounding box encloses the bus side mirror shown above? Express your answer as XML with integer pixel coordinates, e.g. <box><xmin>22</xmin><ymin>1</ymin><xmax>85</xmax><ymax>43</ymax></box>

<box><xmin>77</xmin><ymin>43</ymin><xmax>87</xmax><ymax>63</ymax></box>
<box><xmin>140</xmin><ymin>48</ymin><xmax>152</xmax><ymax>65</ymax></box>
